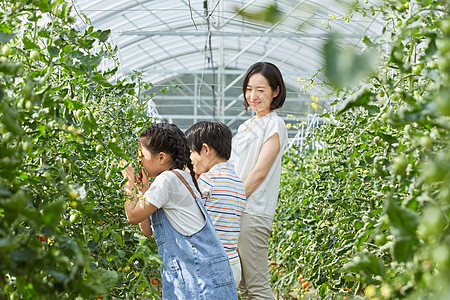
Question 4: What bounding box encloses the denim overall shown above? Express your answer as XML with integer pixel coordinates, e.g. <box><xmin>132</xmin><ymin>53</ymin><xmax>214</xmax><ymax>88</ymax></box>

<box><xmin>150</xmin><ymin>171</ymin><xmax>238</xmax><ymax>300</ymax></box>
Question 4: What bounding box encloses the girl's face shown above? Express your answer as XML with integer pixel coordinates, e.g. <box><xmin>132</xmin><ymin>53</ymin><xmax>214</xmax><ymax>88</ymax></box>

<box><xmin>140</xmin><ymin>146</ymin><xmax>166</xmax><ymax>177</ymax></box>
<box><xmin>245</xmin><ymin>73</ymin><xmax>279</xmax><ymax>117</ymax></box>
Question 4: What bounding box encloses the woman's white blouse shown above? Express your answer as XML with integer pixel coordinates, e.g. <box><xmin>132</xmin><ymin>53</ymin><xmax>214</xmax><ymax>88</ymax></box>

<box><xmin>229</xmin><ymin>111</ymin><xmax>287</xmax><ymax>219</ymax></box>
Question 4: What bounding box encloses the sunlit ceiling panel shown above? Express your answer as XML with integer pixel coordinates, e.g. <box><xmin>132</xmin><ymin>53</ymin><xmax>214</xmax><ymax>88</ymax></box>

<box><xmin>73</xmin><ymin>0</ymin><xmax>385</xmax><ymax>133</ymax></box>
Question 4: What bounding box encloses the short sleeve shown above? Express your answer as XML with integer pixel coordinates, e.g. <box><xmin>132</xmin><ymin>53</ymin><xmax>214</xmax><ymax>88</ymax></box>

<box><xmin>198</xmin><ymin>173</ymin><xmax>213</xmax><ymax>203</ymax></box>
<box><xmin>263</xmin><ymin>115</ymin><xmax>287</xmax><ymax>144</ymax></box>
<box><xmin>142</xmin><ymin>173</ymin><xmax>170</xmax><ymax>209</ymax></box>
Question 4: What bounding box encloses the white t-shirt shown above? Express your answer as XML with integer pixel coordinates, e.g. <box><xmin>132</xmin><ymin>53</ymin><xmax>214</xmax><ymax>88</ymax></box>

<box><xmin>229</xmin><ymin>111</ymin><xmax>287</xmax><ymax>219</ymax></box>
<box><xmin>142</xmin><ymin>169</ymin><xmax>205</xmax><ymax>235</ymax></box>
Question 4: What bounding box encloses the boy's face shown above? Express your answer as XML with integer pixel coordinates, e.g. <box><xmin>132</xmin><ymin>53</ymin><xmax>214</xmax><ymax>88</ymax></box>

<box><xmin>189</xmin><ymin>147</ymin><xmax>210</xmax><ymax>176</ymax></box>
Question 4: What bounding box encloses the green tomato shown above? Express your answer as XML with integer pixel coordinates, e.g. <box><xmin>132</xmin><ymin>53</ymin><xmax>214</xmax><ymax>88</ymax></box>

<box><xmin>9</xmin><ymin>292</ymin><xmax>19</xmax><ymax>300</ymax></box>
<box><xmin>349</xmin><ymin>170</ymin><xmax>358</xmax><ymax>180</ymax></box>
<box><xmin>436</xmin><ymin>39</ymin><xmax>450</xmax><ymax>54</ymax></box>
<box><xmin>76</xmin><ymin>110</ymin><xmax>84</xmax><ymax>118</ymax></box>
<box><xmin>391</xmin><ymin>93</ymin><xmax>400</xmax><ymax>101</ymax></box>
<box><xmin>2</xmin><ymin>284</ymin><xmax>14</xmax><ymax>295</ymax></box>
<box><xmin>393</xmin><ymin>156</ymin><xmax>408</xmax><ymax>175</ymax></box>
<box><xmin>441</xmin><ymin>18</ymin><xmax>450</xmax><ymax>34</ymax></box>
<box><xmin>105</xmin><ymin>171</ymin><xmax>112</xmax><ymax>181</ymax></box>
<box><xmin>374</xmin><ymin>234</ymin><xmax>387</xmax><ymax>246</ymax></box>
<box><xmin>69</xmin><ymin>213</ymin><xmax>79</xmax><ymax>223</ymax></box>
<box><xmin>374</xmin><ymin>136</ymin><xmax>383</xmax><ymax>146</ymax></box>
<box><xmin>412</xmin><ymin>65</ymin><xmax>423</xmax><ymax>75</ymax></box>
<box><xmin>422</xmin><ymin>206</ymin><xmax>447</xmax><ymax>235</ymax></box>
<box><xmin>24</xmin><ymin>100</ymin><xmax>33</xmax><ymax>110</ymax></box>
<box><xmin>95</xmin><ymin>144</ymin><xmax>105</xmax><ymax>153</ymax></box>
<box><xmin>2</xmin><ymin>132</ymin><xmax>14</xmax><ymax>143</ymax></box>
<box><xmin>30</xmin><ymin>50</ymin><xmax>39</xmax><ymax>60</ymax></box>
<box><xmin>423</xmin><ymin>161</ymin><xmax>446</xmax><ymax>183</ymax></box>
<box><xmin>419</xmin><ymin>136</ymin><xmax>432</xmax><ymax>148</ymax></box>
<box><xmin>43</xmin><ymin>171</ymin><xmax>51</xmax><ymax>180</ymax></box>
<box><xmin>436</xmin><ymin>94</ymin><xmax>450</xmax><ymax>116</ymax></box>
<box><xmin>428</xmin><ymin>60</ymin><xmax>438</xmax><ymax>69</ymax></box>
<box><xmin>22</xmin><ymin>141</ymin><xmax>33</xmax><ymax>152</ymax></box>
<box><xmin>2</xmin><ymin>45</ymin><xmax>12</xmax><ymax>57</ymax></box>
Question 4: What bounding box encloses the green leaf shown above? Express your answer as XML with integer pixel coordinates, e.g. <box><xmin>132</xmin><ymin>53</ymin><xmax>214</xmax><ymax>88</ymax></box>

<box><xmin>41</xmin><ymin>200</ymin><xmax>64</xmax><ymax>226</ymax></box>
<box><xmin>0</xmin><ymin>31</ymin><xmax>15</xmax><ymax>43</ymax></box>
<box><xmin>46</xmin><ymin>267</ymin><xmax>68</xmax><ymax>282</ymax></box>
<box><xmin>112</xmin><ymin>231</ymin><xmax>123</xmax><ymax>247</ymax></box>
<box><xmin>0</xmin><ymin>62</ymin><xmax>22</xmax><ymax>75</ymax></box>
<box><xmin>64</xmin><ymin>97</ymin><xmax>86</xmax><ymax>110</ymax></box>
<box><xmin>337</xmin><ymin>88</ymin><xmax>376</xmax><ymax>115</ymax></box>
<box><xmin>324</xmin><ymin>34</ymin><xmax>380</xmax><ymax>89</ymax></box>
<box><xmin>385</xmin><ymin>196</ymin><xmax>418</xmax><ymax>238</ymax></box>
<box><xmin>376</xmin><ymin>132</ymin><xmax>398</xmax><ymax>144</ymax></box>
<box><xmin>33</xmin><ymin>0</ymin><xmax>51</xmax><ymax>12</ymax></box>
<box><xmin>102</xmin><ymin>229</ymin><xmax>110</xmax><ymax>238</ymax></box>
<box><xmin>108</xmin><ymin>141</ymin><xmax>130</xmax><ymax>160</ymax></box>
<box><xmin>47</xmin><ymin>46</ymin><xmax>60</xmax><ymax>57</ymax></box>
<box><xmin>92</xmin><ymin>74</ymin><xmax>113</xmax><ymax>87</ymax></box>
<box><xmin>1</xmin><ymin>103</ymin><xmax>23</xmax><ymax>136</ymax></box>
<box><xmin>0</xmin><ymin>190</ymin><xmax>26</xmax><ymax>212</ymax></box>
<box><xmin>342</xmin><ymin>252</ymin><xmax>385</xmax><ymax>277</ymax></box>
<box><xmin>98</xmin><ymin>30</ymin><xmax>111</xmax><ymax>43</ymax></box>
<box><xmin>391</xmin><ymin>236</ymin><xmax>419</xmax><ymax>262</ymax></box>
<box><xmin>85</xmin><ymin>268</ymin><xmax>118</xmax><ymax>294</ymax></box>
<box><xmin>11</xmin><ymin>248</ymin><xmax>36</xmax><ymax>262</ymax></box>
<box><xmin>236</xmin><ymin>4</ymin><xmax>282</xmax><ymax>23</ymax></box>
<box><xmin>0</xmin><ymin>237</ymin><xmax>17</xmax><ymax>251</ymax></box>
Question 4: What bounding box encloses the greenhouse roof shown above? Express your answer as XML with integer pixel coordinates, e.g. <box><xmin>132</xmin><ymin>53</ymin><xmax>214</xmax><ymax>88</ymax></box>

<box><xmin>73</xmin><ymin>0</ymin><xmax>385</xmax><ymax>134</ymax></box>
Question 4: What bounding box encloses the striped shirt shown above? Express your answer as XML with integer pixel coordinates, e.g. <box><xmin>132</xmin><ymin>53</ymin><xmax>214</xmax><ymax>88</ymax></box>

<box><xmin>198</xmin><ymin>162</ymin><xmax>246</xmax><ymax>264</ymax></box>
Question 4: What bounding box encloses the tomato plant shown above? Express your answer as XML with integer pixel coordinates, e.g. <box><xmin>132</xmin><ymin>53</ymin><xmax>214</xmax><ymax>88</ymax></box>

<box><xmin>270</xmin><ymin>0</ymin><xmax>449</xmax><ymax>299</ymax></box>
<box><xmin>0</xmin><ymin>1</ymin><xmax>164</xmax><ymax>299</ymax></box>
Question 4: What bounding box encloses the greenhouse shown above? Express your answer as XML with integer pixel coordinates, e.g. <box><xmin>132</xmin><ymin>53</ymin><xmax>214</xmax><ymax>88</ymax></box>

<box><xmin>0</xmin><ymin>0</ymin><xmax>449</xmax><ymax>299</ymax></box>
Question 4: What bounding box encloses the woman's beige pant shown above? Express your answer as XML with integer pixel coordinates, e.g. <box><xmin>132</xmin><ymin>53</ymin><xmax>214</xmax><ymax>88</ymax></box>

<box><xmin>238</xmin><ymin>212</ymin><xmax>274</xmax><ymax>299</ymax></box>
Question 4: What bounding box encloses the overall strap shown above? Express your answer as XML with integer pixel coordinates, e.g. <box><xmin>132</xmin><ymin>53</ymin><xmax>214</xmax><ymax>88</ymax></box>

<box><xmin>172</xmin><ymin>170</ymin><xmax>197</xmax><ymax>199</ymax></box>
<box><xmin>171</xmin><ymin>170</ymin><xmax>206</xmax><ymax>220</ymax></box>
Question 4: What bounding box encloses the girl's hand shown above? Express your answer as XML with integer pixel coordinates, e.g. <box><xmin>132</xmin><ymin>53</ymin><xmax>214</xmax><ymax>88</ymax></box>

<box><xmin>121</xmin><ymin>160</ymin><xmax>134</xmax><ymax>179</ymax></box>
<box><xmin>136</xmin><ymin>168</ymin><xmax>150</xmax><ymax>196</ymax></box>
<box><xmin>121</xmin><ymin>162</ymin><xmax>137</xmax><ymax>196</ymax></box>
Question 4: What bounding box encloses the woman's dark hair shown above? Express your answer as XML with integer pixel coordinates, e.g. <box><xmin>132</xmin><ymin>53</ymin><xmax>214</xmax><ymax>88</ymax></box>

<box><xmin>139</xmin><ymin>122</ymin><xmax>200</xmax><ymax>192</ymax></box>
<box><xmin>185</xmin><ymin>121</ymin><xmax>232</xmax><ymax>160</ymax></box>
<box><xmin>242</xmin><ymin>61</ymin><xmax>286</xmax><ymax>111</ymax></box>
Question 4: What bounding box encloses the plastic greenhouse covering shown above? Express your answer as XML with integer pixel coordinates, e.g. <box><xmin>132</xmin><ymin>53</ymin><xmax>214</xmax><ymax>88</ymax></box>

<box><xmin>73</xmin><ymin>0</ymin><xmax>385</xmax><ymax>135</ymax></box>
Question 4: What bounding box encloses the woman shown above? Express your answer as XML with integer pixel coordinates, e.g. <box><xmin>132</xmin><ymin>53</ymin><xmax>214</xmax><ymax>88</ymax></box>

<box><xmin>229</xmin><ymin>62</ymin><xmax>287</xmax><ymax>299</ymax></box>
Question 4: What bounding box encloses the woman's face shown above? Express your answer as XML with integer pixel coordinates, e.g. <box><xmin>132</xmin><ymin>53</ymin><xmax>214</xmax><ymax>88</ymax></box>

<box><xmin>245</xmin><ymin>73</ymin><xmax>279</xmax><ymax>116</ymax></box>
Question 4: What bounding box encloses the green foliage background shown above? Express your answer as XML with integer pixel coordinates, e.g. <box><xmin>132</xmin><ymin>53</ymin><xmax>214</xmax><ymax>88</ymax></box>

<box><xmin>0</xmin><ymin>1</ymin><xmax>163</xmax><ymax>299</ymax></box>
<box><xmin>269</xmin><ymin>0</ymin><xmax>450</xmax><ymax>299</ymax></box>
<box><xmin>1</xmin><ymin>0</ymin><xmax>449</xmax><ymax>299</ymax></box>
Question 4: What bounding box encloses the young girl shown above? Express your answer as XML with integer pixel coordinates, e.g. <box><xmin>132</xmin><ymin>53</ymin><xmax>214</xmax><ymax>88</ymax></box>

<box><xmin>121</xmin><ymin>122</ymin><xmax>237</xmax><ymax>299</ymax></box>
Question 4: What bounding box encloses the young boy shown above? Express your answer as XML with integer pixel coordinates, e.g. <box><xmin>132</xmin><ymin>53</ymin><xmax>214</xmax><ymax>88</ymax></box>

<box><xmin>185</xmin><ymin>121</ymin><xmax>246</xmax><ymax>286</ymax></box>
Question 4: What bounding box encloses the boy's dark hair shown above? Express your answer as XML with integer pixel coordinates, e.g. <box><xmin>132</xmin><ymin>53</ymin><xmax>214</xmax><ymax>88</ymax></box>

<box><xmin>139</xmin><ymin>122</ymin><xmax>199</xmax><ymax>192</ymax></box>
<box><xmin>185</xmin><ymin>121</ymin><xmax>232</xmax><ymax>160</ymax></box>
<box><xmin>242</xmin><ymin>61</ymin><xmax>286</xmax><ymax>111</ymax></box>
